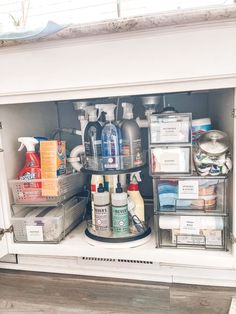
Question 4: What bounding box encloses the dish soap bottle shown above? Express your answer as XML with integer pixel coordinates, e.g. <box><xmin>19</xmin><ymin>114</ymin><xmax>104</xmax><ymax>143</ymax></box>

<box><xmin>17</xmin><ymin>137</ymin><xmax>41</xmax><ymax>185</ymax></box>
<box><xmin>120</xmin><ymin>102</ymin><xmax>142</xmax><ymax>168</ymax></box>
<box><xmin>111</xmin><ymin>182</ymin><xmax>129</xmax><ymax>236</ymax></box>
<box><xmin>96</xmin><ymin>104</ymin><xmax>120</xmax><ymax>170</ymax></box>
<box><xmin>83</xmin><ymin>106</ymin><xmax>102</xmax><ymax>169</ymax></box>
<box><xmin>91</xmin><ymin>175</ymin><xmax>104</xmax><ymax>230</ymax></box>
<box><xmin>94</xmin><ymin>183</ymin><xmax>111</xmax><ymax>235</ymax></box>
<box><xmin>127</xmin><ymin>173</ymin><xmax>145</xmax><ymax>223</ymax></box>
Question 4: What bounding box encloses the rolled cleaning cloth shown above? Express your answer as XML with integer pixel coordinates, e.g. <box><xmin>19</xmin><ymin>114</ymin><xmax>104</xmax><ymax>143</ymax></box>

<box><xmin>159</xmin><ymin>215</ymin><xmax>224</xmax><ymax>230</ymax></box>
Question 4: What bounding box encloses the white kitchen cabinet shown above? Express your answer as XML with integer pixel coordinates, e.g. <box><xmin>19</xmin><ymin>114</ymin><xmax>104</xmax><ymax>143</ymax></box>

<box><xmin>0</xmin><ymin>19</ymin><xmax>236</xmax><ymax>286</ymax></box>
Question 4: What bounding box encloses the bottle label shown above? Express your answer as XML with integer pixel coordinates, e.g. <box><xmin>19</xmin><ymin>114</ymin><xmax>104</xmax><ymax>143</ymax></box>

<box><xmin>102</xmin><ymin>127</ymin><xmax>119</xmax><ymax>170</ymax></box>
<box><xmin>85</xmin><ymin>140</ymin><xmax>102</xmax><ymax>157</ymax></box>
<box><xmin>120</xmin><ymin>138</ymin><xmax>142</xmax><ymax>168</ymax></box>
<box><xmin>112</xmin><ymin>205</ymin><xmax>129</xmax><ymax>235</ymax></box>
<box><xmin>94</xmin><ymin>204</ymin><xmax>111</xmax><ymax>231</ymax></box>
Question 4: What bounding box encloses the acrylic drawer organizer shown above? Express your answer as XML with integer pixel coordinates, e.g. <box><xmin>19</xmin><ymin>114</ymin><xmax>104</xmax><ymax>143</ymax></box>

<box><xmin>149</xmin><ymin>113</ymin><xmax>192</xmax><ymax>145</ymax></box>
<box><xmin>11</xmin><ymin>196</ymin><xmax>87</xmax><ymax>243</ymax></box>
<box><xmin>155</xmin><ymin>212</ymin><xmax>227</xmax><ymax>250</ymax></box>
<box><xmin>9</xmin><ymin>173</ymin><xmax>83</xmax><ymax>205</ymax></box>
<box><xmin>150</xmin><ymin>146</ymin><xmax>192</xmax><ymax>175</ymax></box>
<box><xmin>153</xmin><ymin>176</ymin><xmax>227</xmax><ymax>213</ymax></box>
<box><xmin>80</xmin><ymin>151</ymin><xmax>147</xmax><ymax>174</ymax></box>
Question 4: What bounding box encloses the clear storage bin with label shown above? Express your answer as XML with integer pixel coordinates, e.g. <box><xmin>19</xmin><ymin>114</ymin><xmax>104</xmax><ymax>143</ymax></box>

<box><xmin>150</xmin><ymin>146</ymin><xmax>192</xmax><ymax>175</ymax></box>
<box><xmin>156</xmin><ymin>212</ymin><xmax>227</xmax><ymax>250</ymax></box>
<box><xmin>9</xmin><ymin>173</ymin><xmax>84</xmax><ymax>205</ymax></box>
<box><xmin>149</xmin><ymin>113</ymin><xmax>192</xmax><ymax>145</ymax></box>
<box><xmin>154</xmin><ymin>176</ymin><xmax>227</xmax><ymax>213</ymax></box>
<box><xmin>11</xmin><ymin>196</ymin><xmax>87</xmax><ymax>243</ymax></box>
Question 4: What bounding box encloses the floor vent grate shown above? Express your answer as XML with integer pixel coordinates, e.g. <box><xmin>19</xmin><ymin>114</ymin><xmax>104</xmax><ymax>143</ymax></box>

<box><xmin>81</xmin><ymin>257</ymin><xmax>154</xmax><ymax>265</ymax></box>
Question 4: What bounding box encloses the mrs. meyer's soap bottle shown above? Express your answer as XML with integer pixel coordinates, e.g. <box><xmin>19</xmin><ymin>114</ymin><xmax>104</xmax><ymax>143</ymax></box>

<box><xmin>94</xmin><ymin>183</ymin><xmax>111</xmax><ymax>235</ymax></box>
<box><xmin>111</xmin><ymin>183</ymin><xmax>129</xmax><ymax>236</ymax></box>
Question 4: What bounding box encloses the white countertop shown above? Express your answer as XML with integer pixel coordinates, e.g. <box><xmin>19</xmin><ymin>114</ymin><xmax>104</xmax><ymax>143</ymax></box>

<box><xmin>1</xmin><ymin>4</ymin><xmax>236</xmax><ymax>48</ymax></box>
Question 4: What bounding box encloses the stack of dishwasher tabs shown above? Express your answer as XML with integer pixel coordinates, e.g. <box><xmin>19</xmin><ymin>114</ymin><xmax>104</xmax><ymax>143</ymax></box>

<box><xmin>9</xmin><ymin>137</ymin><xmax>87</xmax><ymax>243</ymax></box>
<box><xmin>89</xmin><ymin>173</ymin><xmax>146</xmax><ymax>238</ymax></box>
<box><xmin>83</xmin><ymin>102</ymin><xmax>143</xmax><ymax>171</ymax></box>
<box><xmin>149</xmin><ymin>108</ymin><xmax>231</xmax><ymax>250</ymax></box>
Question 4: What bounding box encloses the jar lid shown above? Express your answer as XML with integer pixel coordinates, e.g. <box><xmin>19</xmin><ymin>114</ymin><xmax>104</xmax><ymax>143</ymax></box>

<box><xmin>198</xmin><ymin>130</ymin><xmax>229</xmax><ymax>156</ymax></box>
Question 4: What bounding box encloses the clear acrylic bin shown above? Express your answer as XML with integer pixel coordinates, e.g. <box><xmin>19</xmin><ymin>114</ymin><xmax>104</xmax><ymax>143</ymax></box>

<box><xmin>9</xmin><ymin>173</ymin><xmax>84</xmax><ymax>205</ymax></box>
<box><xmin>149</xmin><ymin>113</ymin><xmax>192</xmax><ymax>145</ymax></box>
<box><xmin>150</xmin><ymin>146</ymin><xmax>192</xmax><ymax>175</ymax></box>
<box><xmin>156</xmin><ymin>213</ymin><xmax>227</xmax><ymax>250</ymax></box>
<box><xmin>11</xmin><ymin>196</ymin><xmax>87</xmax><ymax>243</ymax></box>
<box><xmin>154</xmin><ymin>176</ymin><xmax>227</xmax><ymax>213</ymax></box>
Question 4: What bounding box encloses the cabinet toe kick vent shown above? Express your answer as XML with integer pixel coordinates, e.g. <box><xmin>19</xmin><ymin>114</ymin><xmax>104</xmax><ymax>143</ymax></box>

<box><xmin>80</xmin><ymin>257</ymin><xmax>156</xmax><ymax>267</ymax></box>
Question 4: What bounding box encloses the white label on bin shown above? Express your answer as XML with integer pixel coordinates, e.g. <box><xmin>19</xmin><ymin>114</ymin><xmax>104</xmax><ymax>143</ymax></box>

<box><xmin>159</xmin><ymin>121</ymin><xmax>181</xmax><ymax>142</ymax></box>
<box><xmin>159</xmin><ymin>152</ymin><xmax>179</xmax><ymax>172</ymax></box>
<box><xmin>26</xmin><ymin>226</ymin><xmax>43</xmax><ymax>241</ymax></box>
<box><xmin>178</xmin><ymin>180</ymin><xmax>199</xmax><ymax>199</ymax></box>
<box><xmin>180</xmin><ymin>216</ymin><xmax>200</xmax><ymax>235</ymax></box>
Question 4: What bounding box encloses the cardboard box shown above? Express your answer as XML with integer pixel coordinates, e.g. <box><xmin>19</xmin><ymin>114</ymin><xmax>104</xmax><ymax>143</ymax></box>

<box><xmin>40</xmin><ymin>141</ymin><xmax>66</xmax><ymax>196</ymax></box>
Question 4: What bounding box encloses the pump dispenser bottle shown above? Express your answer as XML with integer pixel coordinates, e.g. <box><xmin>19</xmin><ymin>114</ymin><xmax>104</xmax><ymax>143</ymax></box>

<box><xmin>94</xmin><ymin>183</ymin><xmax>111</xmax><ymax>235</ymax></box>
<box><xmin>91</xmin><ymin>175</ymin><xmax>104</xmax><ymax>230</ymax></box>
<box><xmin>111</xmin><ymin>183</ymin><xmax>129</xmax><ymax>236</ymax></box>
<box><xmin>96</xmin><ymin>104</ymin><xmax>120</xmax><ymax>170</ymax></box>
<box><xmin>120</xmin><ymin>102</ymin><xmax>142</xmax><ymax>168</ymax></box>
<box><xmin>83</xmin><ymin>106</ymin><xmax>102</xmax><ymax>169</ymax></box>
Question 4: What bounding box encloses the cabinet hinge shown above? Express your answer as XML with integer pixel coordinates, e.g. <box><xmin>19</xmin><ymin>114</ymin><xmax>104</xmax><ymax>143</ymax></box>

<box><xmin>232</xmin><ymin>109</ymin><xmax>236</xmax><ymax>118</ymax></box>
<box><xmin>230</xmin><ymin>232</ymin><xmax>236</xmax><ymax>244</ymax></box>
<box><xmin>0</xmin><ymin>225</ymin><xmax>13</xmax><ymax>241</ymax></box>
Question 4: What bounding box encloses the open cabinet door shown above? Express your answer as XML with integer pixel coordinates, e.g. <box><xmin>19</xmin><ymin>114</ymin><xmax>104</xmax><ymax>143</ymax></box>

<box><xmin>0</xmin><ymin>202</ymin><xmax>9</xmax><ymax>259</ymax></box>
<box><xmin>0</xmin><ymin>125</ymin><xmax>9</xmax><ymax>258</ymax></box>
<box><xmin>0</xmin><ymin>148</ymin><xmax>9</xmax><ymax>258</ymax></box>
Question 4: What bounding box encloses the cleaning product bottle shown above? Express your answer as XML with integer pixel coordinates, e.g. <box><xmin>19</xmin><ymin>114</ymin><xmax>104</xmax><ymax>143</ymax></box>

<box><xmin>127</xmin><ymin>197</ymin><xmax>146</xmax><ymax>233</ymax></box>
<box><xmin>111</xmin><ymin>182</ymin><xmax>129</xmax><ymax>236</ymax></box>
<box><xmin>96</xmin><ymin>104</ymin><xmax>120</xmax><ymax>170</ymax></box>
<box><xmin>127</xmin><ymin>173</ymin><xmax>145</xmax><ymax>223</ymax></box>
<box><xmin>104</xmin><ymin>175</ymin><xmax>118</xmax><ymax>194</ymax></box>
<box><xmin>94</xmin><ymin>183</ymin><xmax>111</xmax><ymax>235</ymax></box>
<box><xmin>91</xmin><ymin>175</ymin><xmax>104</xmax><ymax>230</ymax></box>
<box><xmin>17</xmin><ymin>137</ymin><xmax>41</xmax><ymax>185</ymax></box>
<box><xmin>83</xmin><ymin>106</ymin><xmax>102</xmax><ymax>169</ymax></box>
<box><xmin>120</xmin><ymin>102</ymin><xmax>142</xmax><ymax>168</ymax></box>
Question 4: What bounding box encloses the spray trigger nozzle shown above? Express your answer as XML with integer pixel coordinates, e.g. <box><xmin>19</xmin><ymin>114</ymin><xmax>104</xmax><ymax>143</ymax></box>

<box><xmin>18</xmin><ymin>137</ymin><xmax>39</xmax><ymax>152</ymax></box>
<box><xmin>18</xmin><ymin>143</ymin><xmax>25</xmax><ymax>152</ymax></box>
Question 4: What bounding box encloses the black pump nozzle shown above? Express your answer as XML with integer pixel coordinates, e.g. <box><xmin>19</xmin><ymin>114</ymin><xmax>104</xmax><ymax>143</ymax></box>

<box><xmin>116</xmin><ymin>182</ymin><xmax>123</xmax><ymax>193</ymax></box>
<box><xmin>98</xmin><ymin>183</ymin><xmax>104</xmax><ymax>193</ymax></box>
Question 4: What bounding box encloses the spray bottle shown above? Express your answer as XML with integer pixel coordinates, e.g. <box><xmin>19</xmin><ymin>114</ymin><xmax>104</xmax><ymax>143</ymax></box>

<box><xmin>83</xmin><ymin>106</ymin><xmax>102</xmax><ymax>169</ymax></box>
<box><xmin>96</xmin><ymin>104</ymin><xmax>120</xmax><ymax>170</ymax></box>
<box><xmin>120</xmin><ymin>102</ymin><xmax>142</xmax><ymax>168</ymax></box>
<box><xmin>17</xmin><ymin>137</ymin><xmax>41</xmax><ymax>186</ymax></box>
<box><xmin>127</xmin><ymin>172</ymin><xmax>145</xmax><ymax>223</ymax></box>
